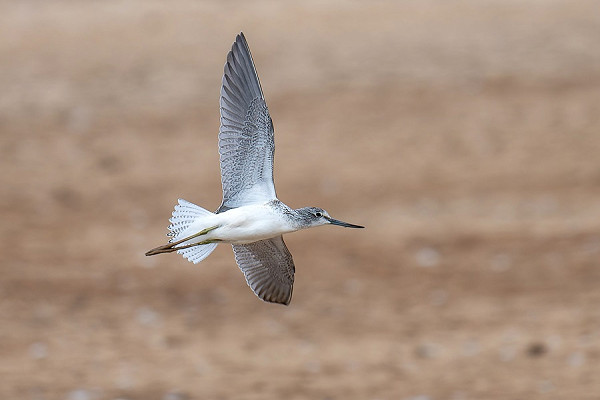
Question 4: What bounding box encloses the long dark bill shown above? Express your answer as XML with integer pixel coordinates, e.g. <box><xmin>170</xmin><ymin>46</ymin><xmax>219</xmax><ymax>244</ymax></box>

<box><xmin>325</xmin><ymin>217</ymin><xmax>364</xmax><ymax>229</ymax></box>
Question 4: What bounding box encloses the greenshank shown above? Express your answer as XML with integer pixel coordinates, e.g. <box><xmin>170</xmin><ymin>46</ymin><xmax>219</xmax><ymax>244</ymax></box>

<box><xmin>146</xmin><ymin>33</ymin><xmax>363</xmax><ymax>305</ymax></box>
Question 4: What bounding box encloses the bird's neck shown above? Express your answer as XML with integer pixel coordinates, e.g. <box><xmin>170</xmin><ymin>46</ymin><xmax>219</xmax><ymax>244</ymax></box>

<box><xmin>268</xmin><ymin>200</ymin><xmax>306</xmax><ymax>230</ymax></box>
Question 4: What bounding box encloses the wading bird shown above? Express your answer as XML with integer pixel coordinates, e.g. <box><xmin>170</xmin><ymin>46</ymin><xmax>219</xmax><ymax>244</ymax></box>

<box><xmin>146</xmin><ymin>33</ymin><xmax>363</xmax><ymax>305</ymax></box>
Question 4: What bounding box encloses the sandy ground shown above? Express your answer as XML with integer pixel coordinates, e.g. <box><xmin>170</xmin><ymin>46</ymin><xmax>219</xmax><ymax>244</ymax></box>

<box><xmin>2</xmin><ymin>1</ymin><xmax>600</xmax><ymax>399</ymax></box>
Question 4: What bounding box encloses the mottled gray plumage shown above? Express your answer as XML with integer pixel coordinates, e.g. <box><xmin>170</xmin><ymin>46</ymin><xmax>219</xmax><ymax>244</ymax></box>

<box><xmin>232</xmin><ymin>235</ymin><xmax>295</xmax><ymax>305</ymax></box>
<box><xmin>217</xmin><ymin>33</ymin><xmax>276</xmax><ymax>213</ymax></box>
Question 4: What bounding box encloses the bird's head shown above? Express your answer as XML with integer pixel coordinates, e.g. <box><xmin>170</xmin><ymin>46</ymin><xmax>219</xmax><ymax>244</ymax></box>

<box><xmin>296</xmin><ymin>207</ymin><xmax>364</xmax><ymax>229</ymax></box>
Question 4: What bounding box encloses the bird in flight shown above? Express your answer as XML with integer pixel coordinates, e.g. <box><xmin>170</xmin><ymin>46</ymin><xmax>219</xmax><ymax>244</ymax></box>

<box><xmin>146</xmin><ymin>33</ymin><xmax>363</xmax><ymax>305</ymax></box>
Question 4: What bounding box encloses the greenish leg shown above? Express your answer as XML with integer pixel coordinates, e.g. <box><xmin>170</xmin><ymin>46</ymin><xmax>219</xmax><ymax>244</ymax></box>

<box><xmin>168</xmin><ymin>225</ymin><xmax>219</xmax><ymax>247</ymax></box>
<box><xmin>145</xmin><ymin>225</ymin><xmax>219</xmax><ymax>256</ymax></box>
<box><xmin>170</xmin><ymin>238</ymin><xmax>222</xmax><ymax>251</ymax></box>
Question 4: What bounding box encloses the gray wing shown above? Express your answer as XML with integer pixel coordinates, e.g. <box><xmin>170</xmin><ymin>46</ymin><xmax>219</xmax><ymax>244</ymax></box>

<box><xmin>217</xmin><ymin>33</ymin><xmax>276</xmax><ymax>213</ymax></box>
<box><xmin>232</xmin><ymin>236</ymin><xmax>295</xmax><ymax>305</ymax></box>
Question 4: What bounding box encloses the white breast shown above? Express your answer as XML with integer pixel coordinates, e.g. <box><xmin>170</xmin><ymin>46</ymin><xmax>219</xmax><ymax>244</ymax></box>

<box><xmin>214</xmin><ymin>204</ymin><xmax>296</xmax><ymax>244</ymax></box>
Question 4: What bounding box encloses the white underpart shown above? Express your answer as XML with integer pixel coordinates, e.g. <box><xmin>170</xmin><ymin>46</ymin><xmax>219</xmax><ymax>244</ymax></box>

<box><xmin>169</xmin><ymin>199</ymin><xmax>298</xmax><ymax>263</ymax></box>
<box><xmin>212</xmin><ymin>205</ymin><xmax>297</xmax><ymax>244</ymax></box>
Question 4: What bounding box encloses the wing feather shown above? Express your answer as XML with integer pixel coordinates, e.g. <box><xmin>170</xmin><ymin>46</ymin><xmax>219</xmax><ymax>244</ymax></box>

<box><xmin>232</xmin><ymin>236</ymin><xmax>295</xmax><ymax>305</ymax></box>
<box><xmin>217</xmin><ymin>33</ymin><xmax>277</xmax><ymax>213</ymax></box>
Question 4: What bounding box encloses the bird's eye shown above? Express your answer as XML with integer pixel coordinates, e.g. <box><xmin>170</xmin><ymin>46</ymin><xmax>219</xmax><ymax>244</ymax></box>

<box><xmin>315</xmin><ymin>212</ymin><xmax>322</xmax><ymax>217</ymax></box>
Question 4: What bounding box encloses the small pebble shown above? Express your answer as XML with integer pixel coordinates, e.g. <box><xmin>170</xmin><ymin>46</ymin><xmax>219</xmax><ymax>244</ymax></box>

<box><xmin>415</xmin><ymin>343</ymin><xmax>440</xmax><ymax>359</ymax></box>
<box><xmin>136</xmin><ymin>307</ymin><xmax>159</xmax><ymax>326</ymax></box>
<box><xmin>499</xmin><ymin>344</ymin><xmax>517</xmax><ymax>362</ymax></box>
<box><xmin>568</xmin><ymin>351</ymin><xmax>585</xmax><ymax>368</ymax></box>
<box><xmin>527</xmin><ymin>342</ymin><xmax>547</xmax><ymax>357</ymax></box>
<box><xmin>415</xmin><ymin>247</ymin><xmax>440</xmax><ymax>267</ymax></box>
<box><xmin>538</xmin><ymin>380</ymin><xmax>555</xmax><ymax>393</ymax></box>
<box><xmin>461</xmin><ymin>339</ymin><xmax>480</xmax><ymax>357</ymax></box>
<box><xmin>29</xmin><ymin>342</ymin><xmax>48</xmax><ymax>360</ymax></box>
<box><xmin>430</xmin><ymin>289</ymin><xmax>447</xmax><ymax>306</ymax></box>
<box><xmin>490</xmin><ymin>253</ymin><xmax>512</xmax><ymax>272</ymax></box>
<box><xmin>66</xmin><ymin>389</ymin><xmax>93</xmax><ymax>400</ymax></box>
<box><xmin>162</xmin><ymin>392</ymin><xmax>190</xmax><ymax>400</ymax></box>
<box><xmin>305</xmin><ymin>359</ymin><xmax>321</xmax><ymax>373</ymax></box>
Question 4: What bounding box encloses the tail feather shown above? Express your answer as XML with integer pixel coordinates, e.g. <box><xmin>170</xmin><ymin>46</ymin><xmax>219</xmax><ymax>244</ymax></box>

<box><xmin>168</xmin><ymin>199</ymin><xmax>214</xmax><ymax>242</ymax></box>
<box><xmin>169</xmin><ymin>199</ymin><xmax>219</xmax><ymax>263</ymax></box>
<box><xmin>177</xmin><ymin>242</ymin><xmax>218</xmax><ymax>264</ymax></box>
<box><xmin>146</xmin><ymin>199</ymin><xmax>219</xmax><ymax>263</ymax></box>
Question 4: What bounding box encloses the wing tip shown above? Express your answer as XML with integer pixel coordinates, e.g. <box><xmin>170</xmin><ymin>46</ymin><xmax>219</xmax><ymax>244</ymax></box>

<box><xmin>259</xmin><ymin>290</ymin><xmax>292</xmax><ymax>306</ymax></box>
<box><xmin>236</xmin><ymin>32</ymin><xmax>248</xmax><ymax>49</ymax></box>
<box><xmin>246</xmin><ymin>274</ymin><xmax>293</xmax><ymax>306</ymax></box>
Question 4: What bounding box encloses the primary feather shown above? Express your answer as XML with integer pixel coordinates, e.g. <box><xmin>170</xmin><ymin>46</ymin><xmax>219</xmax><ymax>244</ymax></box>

<box><xmin>217</xmin><ymin>33</ymin><xmax>277</xmax><ymax>212</ymax></box>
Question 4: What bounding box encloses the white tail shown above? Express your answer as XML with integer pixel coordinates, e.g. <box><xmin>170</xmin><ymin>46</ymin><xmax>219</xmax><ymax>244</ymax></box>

<box><xmin>168</xmin><ymin>199</ymin><xmax>218</xmax><ymax>264</ymax></box>
<box><xmin>168</xmin><ymin>199</ymin><xmax>213</xmax><ymax>241</ymax></box>
<box><xmin>176</xmin><ymin>242</ymin><xmax>218</xmax><ymax>264</ymax></box>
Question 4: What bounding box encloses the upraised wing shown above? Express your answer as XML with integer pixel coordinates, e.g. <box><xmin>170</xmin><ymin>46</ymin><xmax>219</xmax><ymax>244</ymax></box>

<box><xmin>232</xmin><ymin>236</ymin><xmax>295</xmax><ymax>305</ymax></box>
<box><xmin>217</xmin><ymin>33</ymin><xmax>276</xmax><ymax>213</ymax></box>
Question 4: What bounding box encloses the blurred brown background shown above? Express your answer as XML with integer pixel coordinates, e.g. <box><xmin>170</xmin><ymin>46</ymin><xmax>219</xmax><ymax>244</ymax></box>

<box><xmin>2</xmin><ymin>1</ymin><xmax>600</xmax><ymax>399</ymax></box>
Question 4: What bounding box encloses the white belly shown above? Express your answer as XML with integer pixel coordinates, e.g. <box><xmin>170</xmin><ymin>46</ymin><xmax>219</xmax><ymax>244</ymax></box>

<box><xmin>210</xmin><ymin>204</ymin><xmax>295</xmax><ymax>244</ymax></box>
